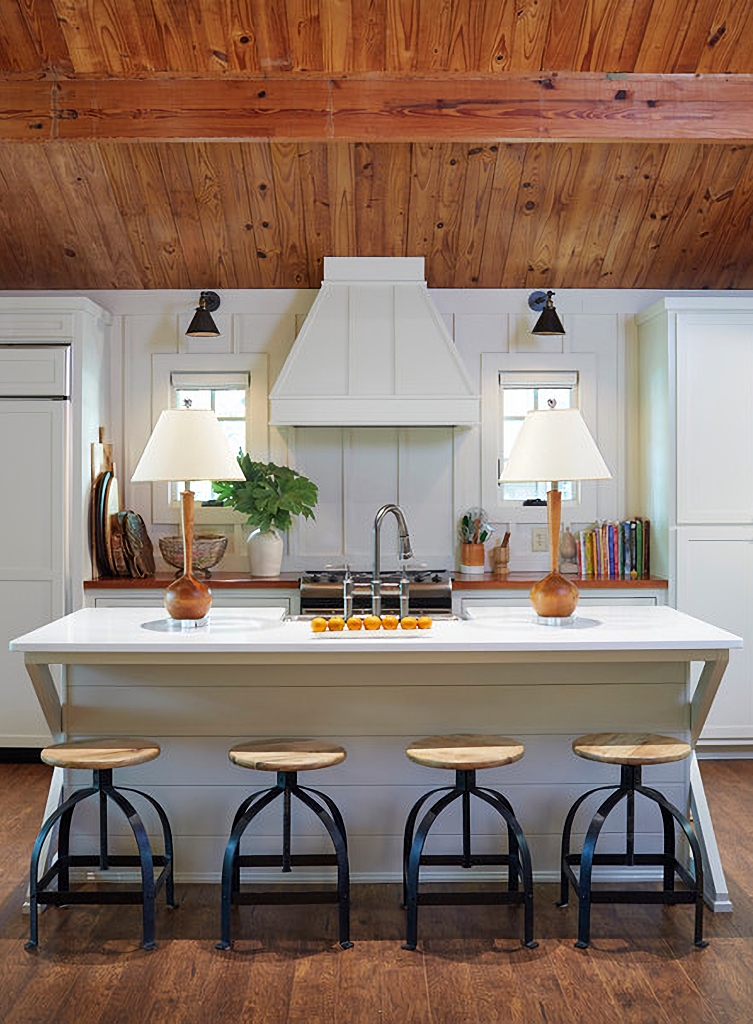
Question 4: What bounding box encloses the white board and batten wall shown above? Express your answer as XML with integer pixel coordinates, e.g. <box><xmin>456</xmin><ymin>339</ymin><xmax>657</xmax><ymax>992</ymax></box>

<box><xmin>101</xmin><ymin>286</ymin><xmax>670</xmax><ymax>576</ymax></box>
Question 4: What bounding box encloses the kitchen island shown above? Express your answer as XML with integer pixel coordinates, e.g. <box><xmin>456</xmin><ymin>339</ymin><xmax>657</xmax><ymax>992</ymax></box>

<box><xmin>10</xmin><ymin>605</ymin><xmax>741</xmax><ymax>909</ymax></box>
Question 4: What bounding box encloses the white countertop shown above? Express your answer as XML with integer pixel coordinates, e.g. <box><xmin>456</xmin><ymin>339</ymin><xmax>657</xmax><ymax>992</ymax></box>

<box><xmin>9</xmin><ymin>605</ymin><xmax>743</xmax><ymax>656</ymax></box>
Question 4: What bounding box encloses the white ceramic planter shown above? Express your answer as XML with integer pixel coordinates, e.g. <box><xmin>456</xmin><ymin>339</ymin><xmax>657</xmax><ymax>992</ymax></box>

<box><xmin>246</xmin><ymin>529</ymin><xmax>284</xmax><ymax>577</ymax></box>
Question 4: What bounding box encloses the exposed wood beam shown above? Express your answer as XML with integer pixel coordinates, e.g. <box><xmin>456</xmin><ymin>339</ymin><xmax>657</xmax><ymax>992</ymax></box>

<box><xmin>3</xmin><ymin>73</ymin><xmax>753</xmax><ymax>143</ymax></box>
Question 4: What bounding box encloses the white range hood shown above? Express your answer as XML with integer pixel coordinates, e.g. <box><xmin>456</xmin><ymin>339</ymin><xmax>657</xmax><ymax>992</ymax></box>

<box><xmin>269</xmin><ymin>257</ymin><xmax>479</xmax><ymax>426</ymax></box>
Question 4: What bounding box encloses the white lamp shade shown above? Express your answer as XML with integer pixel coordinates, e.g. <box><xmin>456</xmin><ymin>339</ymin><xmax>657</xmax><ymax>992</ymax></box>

<box><xmin>499</xmin><ymin>407</ymin><xmax>611</xmax><ymax>483</ymax></box>
<box><xmin>131</xmin><ymin>408</ymin><xmax>246</xmax><ymax>483</ymax></box>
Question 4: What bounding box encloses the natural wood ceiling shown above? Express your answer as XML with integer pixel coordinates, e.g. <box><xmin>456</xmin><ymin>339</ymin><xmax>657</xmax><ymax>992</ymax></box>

<box><xmin>5</xmin><ymin>0</ymin><xmax>753</xmax><ymax>75</ymax></box>
<box><xmin>3</xmin><ymin>1</ymin><xmax>753</xmax><ymax>290</ymax></box>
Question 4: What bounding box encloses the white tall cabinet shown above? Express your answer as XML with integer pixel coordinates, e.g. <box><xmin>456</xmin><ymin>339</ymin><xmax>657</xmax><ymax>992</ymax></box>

<box><xmin>0</xmin><ymin>299</ymin><xmax>110</xmax><ymax>748</ymax></box>
<box><xmin>634</xmin><ymin>298</ymin><xmax>753</xmax><ymax>750</ymax></box>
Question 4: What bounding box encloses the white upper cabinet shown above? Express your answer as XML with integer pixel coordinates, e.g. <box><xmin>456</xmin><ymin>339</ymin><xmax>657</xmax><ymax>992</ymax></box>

<box><xmin>676</xmin><ymin>312</ymin><xmax>753</xmax><ymax>524</ymax></box>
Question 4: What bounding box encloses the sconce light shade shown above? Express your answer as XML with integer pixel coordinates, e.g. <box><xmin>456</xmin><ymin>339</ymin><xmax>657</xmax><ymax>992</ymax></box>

<box><xmin>529</xmin><ymin>290</ymin><xmax>565</xmax><ymax>336</ymax></box>
<box><xmin>186</xmin><ymin>291</ymin><xmax>221</xmax><ymax>338</ymax></box>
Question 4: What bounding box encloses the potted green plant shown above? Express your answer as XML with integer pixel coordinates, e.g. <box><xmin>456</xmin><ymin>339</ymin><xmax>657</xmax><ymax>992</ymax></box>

<box><xmin>212</xmin><ymin>454</ymin><xmax>318</xmax><ymax>576</ymax></box>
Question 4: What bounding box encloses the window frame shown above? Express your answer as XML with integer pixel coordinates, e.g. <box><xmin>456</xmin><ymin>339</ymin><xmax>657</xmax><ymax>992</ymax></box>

<box><xmin>149</xmin><ymin>353</ymin><xmax>269</xmax><ymax>526</ymax></box>
<box><xmin>481</xmin><ymin>353</ymin><xmax>600</xmax><ymax>524</ymax></box>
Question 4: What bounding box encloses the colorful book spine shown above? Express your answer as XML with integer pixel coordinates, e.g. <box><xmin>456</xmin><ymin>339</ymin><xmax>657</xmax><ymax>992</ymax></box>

<box><xmin>570</xmin><ymin>518</ymin><xmax>651</xmax><ymax>580</ymax></box>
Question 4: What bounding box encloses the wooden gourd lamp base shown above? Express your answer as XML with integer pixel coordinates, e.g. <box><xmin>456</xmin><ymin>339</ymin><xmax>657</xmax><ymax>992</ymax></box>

<box><xmin>529</xmin><ymin>486</ymin><xmax>579</xmax><ymax>621</ymax></box>
<box><xmin>164</xmin><ymin>488</ymin><xmax>212</xmax><ymax>622</ymax></box>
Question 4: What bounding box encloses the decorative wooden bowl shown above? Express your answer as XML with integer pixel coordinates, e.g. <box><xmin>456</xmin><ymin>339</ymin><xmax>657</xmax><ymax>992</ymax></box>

<box><xmin>158</xmin><ymin>533</ymin><xmax>228</xmax><ymax>578</ymax></box>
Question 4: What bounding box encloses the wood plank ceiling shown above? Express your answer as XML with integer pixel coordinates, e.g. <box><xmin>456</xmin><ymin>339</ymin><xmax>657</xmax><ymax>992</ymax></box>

<box><xmin>2</xmin><ymin>0</ymin><xmax>753</xmax><ymax>290</ymax></box>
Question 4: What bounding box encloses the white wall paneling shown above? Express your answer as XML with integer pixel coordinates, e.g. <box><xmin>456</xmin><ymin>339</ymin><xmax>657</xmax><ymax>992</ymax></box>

<box><xmin>344</xmin><ymin>427</ymin><xmax>400</xmax><ymax>567</ymax></box>
<box><xmin>62</xmin><ymin>654</ymin><xmax>692</xmax><ymax>883</ymax></box>
<box><xmin>95</xmin><ymin>290</ymin><xmax>635</xmax><ymax>572</ymax></box>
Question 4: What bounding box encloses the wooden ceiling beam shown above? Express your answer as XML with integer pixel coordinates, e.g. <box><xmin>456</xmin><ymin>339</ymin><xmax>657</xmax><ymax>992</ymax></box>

<box><xmin>3</xmin><ymin>73</ymin><xmax>753</xmax><ymax>143</ymax></box>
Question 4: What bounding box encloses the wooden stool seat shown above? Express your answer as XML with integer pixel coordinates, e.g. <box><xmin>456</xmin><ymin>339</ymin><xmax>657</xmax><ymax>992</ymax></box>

<box><xmin>229</xmin><ymin>739</ymin><xmax>346</xmax><ymax>773</ymax></box>
<box><xmin>573</xmin><ymin>732</ymin><xmax>691</xmax><ymax>766</ymax></box>
<box><xmin>406</xmin><ymin>733</ymin><xmax>525</xmax><ymax>771</ymax></box>
<box><xmin>41</xmin><ymin>737</ymin><xmax>161</xmax><ymax>770</ymax></box>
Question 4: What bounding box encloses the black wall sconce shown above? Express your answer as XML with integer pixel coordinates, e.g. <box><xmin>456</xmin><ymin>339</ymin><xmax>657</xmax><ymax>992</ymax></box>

<box><xmin>186</xmin><ymin>291</ymin><xmax>221</xmax><ymax>338</ymax></box>
<box><xmin>528</xmin><ymin>290</ymin><xmax>565</xmax><ymax>336</ymax></box>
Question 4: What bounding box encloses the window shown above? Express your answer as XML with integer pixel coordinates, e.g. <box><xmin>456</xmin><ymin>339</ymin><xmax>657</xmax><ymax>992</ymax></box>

<box><xmin>499</xmin><ymin>371</ymin><xmax>578</xmax><ymax>503</ymax></box>
<box><xmin>148</xmin><ymin>354</ymin><xmax>269</xmax><ymax>525</ymax></box>
<box><xmin>481</xmin><ymin>353</ymin><xmax>600</xmax><ymax>524</ymax></box>
<box><xmin>171</xmin><ymin>372</ymin><xmax>248</xmax><ymax>502</ymax></box>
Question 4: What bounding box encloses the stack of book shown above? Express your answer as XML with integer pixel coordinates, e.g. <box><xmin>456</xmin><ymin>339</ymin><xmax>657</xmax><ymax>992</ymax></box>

<box><xmin>576</xmin><ymin>519</ymin><xmax>650</xmax><ymax>579</ymax></box>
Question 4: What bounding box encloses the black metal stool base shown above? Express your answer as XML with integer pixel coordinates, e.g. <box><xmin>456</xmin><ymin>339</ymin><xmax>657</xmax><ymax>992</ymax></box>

<box><xmin>217</xmin><ymin>771</ymin><xmax>352</xmax><ymax>950</ymax></box>
<box><xmin>558</xmin><ymin>764</ymin><xmax>706</xmax><ymax>949</ymax></box>
<box><xmin>402</xmin><ymin>769</ymin><xmax>537</xmax><ymax>950</ymax></box>
<box><xmin>26</xmin><ymin>768</ymin><xmax>176</xmax><ymax>951</ymax></box>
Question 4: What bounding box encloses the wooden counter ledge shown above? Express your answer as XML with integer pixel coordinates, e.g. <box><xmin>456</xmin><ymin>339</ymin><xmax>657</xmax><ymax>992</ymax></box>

<box><xmin>84</xmin><ymin>571</ymin><xmax>302</xmax><ymax>589</ymax></box>
<box><xmin>453</xmin><ymin>572</ymin><xmax>668</xmax><ymax>590</ymax></box>
<box><xmin>85</xmin><ymin>572</ymin><xmax>667</xmax><ymax>591</ymax></box>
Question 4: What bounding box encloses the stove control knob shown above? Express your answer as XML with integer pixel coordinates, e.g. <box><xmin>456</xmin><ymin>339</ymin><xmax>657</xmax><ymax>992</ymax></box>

<box><xmin>328</xmin><ymin>573</ymin><xmax>338</xmax><ymax>583</ymax></box>
<box><xmin>414</xmin><ymin>572</ymin><xmax>426</xmax><ymax>583</ymax></box>
<box><xmin>431</xmin><ymin>573</ymin><xmax>441</xmax><ymax>583</ymax></box>
<box><xmin>310</xmin><ymin>573</ymin><xmax>321</xmax><ymax>583</ymax></box>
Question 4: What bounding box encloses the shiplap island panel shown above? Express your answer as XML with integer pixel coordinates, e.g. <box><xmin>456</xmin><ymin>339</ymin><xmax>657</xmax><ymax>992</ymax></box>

<box><xmin>10</xmin><ymin>606</ymin><xmax>740</xmax><ymax>909</ymax></box>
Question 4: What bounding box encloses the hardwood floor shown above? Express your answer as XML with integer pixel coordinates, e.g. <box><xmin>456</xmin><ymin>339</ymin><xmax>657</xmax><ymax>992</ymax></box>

<box><xmin>2</xmin><ymin>760</ymin><xmax>753</xmax><ymax>1023</ymax></box>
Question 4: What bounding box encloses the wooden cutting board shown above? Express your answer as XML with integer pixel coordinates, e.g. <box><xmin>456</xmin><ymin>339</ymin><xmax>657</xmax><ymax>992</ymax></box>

<box><xmin>102</xmin><ymin>470</ymin><xmax>121</xmax><ymax>576</ymax></box>
<box><xmin>91</xmin><ymin>427</ymin><xmax>114</xmax><ymax>576</ymax></box>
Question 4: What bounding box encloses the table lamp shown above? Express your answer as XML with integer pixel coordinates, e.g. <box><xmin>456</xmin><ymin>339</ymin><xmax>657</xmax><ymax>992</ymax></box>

<box><xmin>131</xmin><ymin>405</ymin><xmax>244</xmax><ymax>624</ymax></box>
<box><xmin>499</xmin><ymin>404</ymin><xmax>611</xmax><ymax>623</ymax></box>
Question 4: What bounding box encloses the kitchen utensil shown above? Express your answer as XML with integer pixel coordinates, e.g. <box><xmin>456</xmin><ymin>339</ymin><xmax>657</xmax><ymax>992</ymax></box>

<box><xmin>102</xmin><ymin>470</ymin><xmax>121</xmax><ymax>576</ymax></box>
<box><xmin>460</xmin><ymin>507</ymin><xmax>492</xmax><ymax>545</ymax></box>
<box><xmin>93</xmin><ymin>470</ymin><xmax>113</xmax><ymax>577</ymax></box>
<box><xmin>122</xmin><ymin>512</ymin><xmax>156</xmax><ymax>577</ymax></box>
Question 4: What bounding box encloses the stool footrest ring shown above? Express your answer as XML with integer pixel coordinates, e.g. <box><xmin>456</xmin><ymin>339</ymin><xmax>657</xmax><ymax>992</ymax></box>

<box><xmin>418</xmin><ymin>891</ymin><xmax>528</xmax><ymax>907</ymax></box>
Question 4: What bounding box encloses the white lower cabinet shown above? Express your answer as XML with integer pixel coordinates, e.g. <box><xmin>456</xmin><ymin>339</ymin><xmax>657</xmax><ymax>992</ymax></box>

<box><xmin>676</xmin><ymin>529</ymin><xmax>753</xmax><ymax>748</ymax></box>
<box><xmin>85</xmin><ymin>589</ymin><xmax>300</xmax><ymax>615</ymax></box>
<box><xmin>454</xmin><ymin>588</ymin><xmax>666</xmax><ymax>618</ymax></box>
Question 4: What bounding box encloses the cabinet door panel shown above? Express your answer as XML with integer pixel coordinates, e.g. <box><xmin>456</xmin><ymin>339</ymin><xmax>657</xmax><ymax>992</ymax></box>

<box><xmin>0</xmin><ymin>400</ymin><xmax>65</xmax><ymax>745</ymax></box>
<box><xmin>677</xmin><ymin>315</ymin><xmax>753</xmax><ymax>523</ymax></box>
<box><xmin>676</xmin><ymin>530</ymin><xmax>753</xmax><ymax>741</ymax></box>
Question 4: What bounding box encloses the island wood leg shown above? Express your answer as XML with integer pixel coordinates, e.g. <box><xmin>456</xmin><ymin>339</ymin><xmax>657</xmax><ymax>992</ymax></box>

<box><xmin>22</xmin><ymin>658</ymin><xmax>64</xmax><ymax>911</ymax></box>
<box><xmin>689</xmin><ymin>651</ymin><xmax>732</xmax><ymax>912</ymax></box>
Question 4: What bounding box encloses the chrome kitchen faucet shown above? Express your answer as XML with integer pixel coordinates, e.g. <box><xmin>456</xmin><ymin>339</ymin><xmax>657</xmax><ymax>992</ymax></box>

<box><xmin>372</xmin><ymin>504</ymin><xmax>413</xmax><ymax>617</ymax></box>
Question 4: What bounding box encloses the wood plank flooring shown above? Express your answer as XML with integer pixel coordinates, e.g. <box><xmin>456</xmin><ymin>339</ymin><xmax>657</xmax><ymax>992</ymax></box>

<box><xmin>2</xmin><ymin>760</ymin><xmax>753</xmax><ymax>1022</ymax></box>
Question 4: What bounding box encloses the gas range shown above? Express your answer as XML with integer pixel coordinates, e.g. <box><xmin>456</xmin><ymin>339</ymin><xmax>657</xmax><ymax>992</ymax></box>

<box><xmin>299</xmin><ymin>568</ymin><xmax>452</xmax><ymax>618</ymax></box>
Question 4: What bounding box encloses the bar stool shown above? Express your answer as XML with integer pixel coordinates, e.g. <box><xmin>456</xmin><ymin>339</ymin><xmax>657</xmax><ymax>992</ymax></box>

<box><xmin>402</xmin><ymin>733</ymin><xmax>537</xmax><ymax>950</ymax></box>
<box><xmin>217</xmin><ymin>739</ymin><xmax>352</xmax><ymax>950</ymax></box>
<box><xmin>558</xmin><ymin>732</ymin><xmax>706</xmax><ymax>949</ymax></box>
<box><xmin>26</xmin><ymin>738</ymin><xmax>176</xmax><ymax>951</ymax></box>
